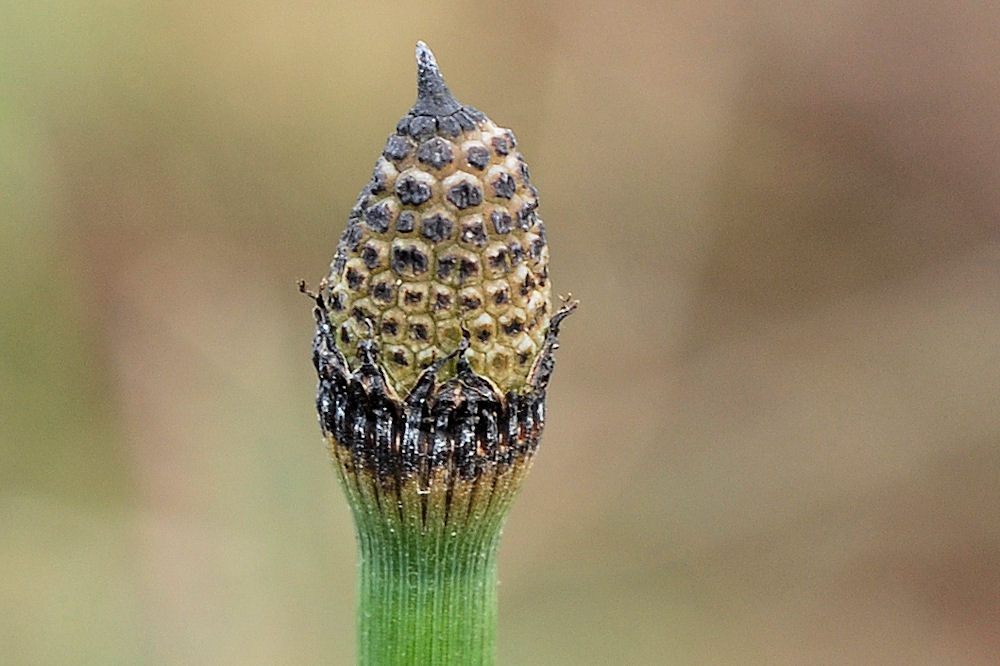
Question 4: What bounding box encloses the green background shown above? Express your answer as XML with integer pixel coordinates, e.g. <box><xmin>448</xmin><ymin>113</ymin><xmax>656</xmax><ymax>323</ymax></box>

<box><xmin>3</xmin><ymin>1</ymin><xmax>998</xmax><ymax>663</ymax></box>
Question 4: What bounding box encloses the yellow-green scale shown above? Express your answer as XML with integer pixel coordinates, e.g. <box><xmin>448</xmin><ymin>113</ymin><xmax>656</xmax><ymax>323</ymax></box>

<box><xmin>325</xmin><ymin>113</ymin><xmax>552</xmax><ymax>399</ymax></box>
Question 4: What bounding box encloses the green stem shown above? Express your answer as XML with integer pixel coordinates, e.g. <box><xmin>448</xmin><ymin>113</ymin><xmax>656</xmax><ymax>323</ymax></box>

<box><xmin>356</xmin><ymin>514</ymin><xmax>501</xmax><ymax>666</ymax></box>
<box><xmin>331</xmin><ymin>447</ymin><xmax>527</xmax><ymax>666</ymax></box>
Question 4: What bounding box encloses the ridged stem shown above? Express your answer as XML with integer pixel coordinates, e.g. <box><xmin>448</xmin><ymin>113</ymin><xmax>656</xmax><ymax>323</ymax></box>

<box><xmin>330</xmin><ymin>443</ymin><xmax>530</xmax><ymax>666</ymax></box>
<box><xmin>356</xmin><ymin>515</ymin><xmax>501</xmax><ymax>665</ymax></box>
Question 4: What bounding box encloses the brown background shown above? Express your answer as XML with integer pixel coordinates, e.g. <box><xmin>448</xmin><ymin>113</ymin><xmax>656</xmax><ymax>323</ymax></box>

<box><xmin>3</xmin><ymin>1</ymin><xmax>998</xmax><ymax>663</ymax></box>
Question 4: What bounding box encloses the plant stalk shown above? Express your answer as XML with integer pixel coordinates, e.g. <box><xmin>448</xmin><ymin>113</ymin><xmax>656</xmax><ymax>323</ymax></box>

<box><xmin>305</xmin><ymin>41</ymin><xmax>576</xmax><ymax>664</ymax></box>
<box><xmin>356</xmin><ymin>512</ymin><xmax>501</xmax><ymax>665</ymax></box>
<box><xmin>331</xmin><ymin>442</ymin><xmax>531</xmax><ymax>666</ymax></box>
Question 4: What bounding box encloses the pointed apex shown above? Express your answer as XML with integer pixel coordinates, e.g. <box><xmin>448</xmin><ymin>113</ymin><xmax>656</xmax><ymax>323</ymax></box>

<box><xmin>412</xmin><ymin>41</ymin><xmax>461</xmax><ymax>116</ymax></box>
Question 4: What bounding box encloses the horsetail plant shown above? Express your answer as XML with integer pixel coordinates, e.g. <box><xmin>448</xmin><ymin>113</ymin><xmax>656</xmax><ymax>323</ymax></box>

<box><xmin>303</xmin><ymin>42</ymin><xmax>575</xmax><ymax>665</ymax></box>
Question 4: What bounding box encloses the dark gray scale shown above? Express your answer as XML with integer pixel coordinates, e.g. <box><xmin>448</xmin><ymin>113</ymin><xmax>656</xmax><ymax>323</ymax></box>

<box><xmin>332</xmin><ymin>247</ymin><xmax>347</xmax><ymax>277</ymax></box>
<box><xmin>437</xmin><ymin>256</ymin><xmax>455</xmax><ymax>281</ymax></box>
<box><xmin>416</xmin><ymin>137</ymin><xmax>454</xmax><ymax>169</ymax></box>
<box><xmin>493</xmin><ymin>288</ymin><xmax>509</xmax><ymax>305</ymax></box>
<box><xmin>454</xmin><ymin>111</ymin><xmax>475</xmax><ymax>131</ymax></box>
<box><xmin>352</xmin><ymin>195</ymin><xmax>372</xmax><ymax>221</ymax></box>
<box><xmin>395</xmin><ymin>177</ymin><xmax>432</xmax><ymax>205</ymax></box>
<box><xmin>369</xmin><ymin>167</ymin><xmax>388</xmax><ymax>194</ymax></box>
<box><xmin>421</xmin><ymin>213</ymin><xmax>453</xmax><ymax>243</ymax></box>
<box><xmin>521</xmin><ymin>272</ymin><xmax>536</xmax><ymax>296</ymax></box>
<box><xmin>364</xmin><ymin>202</ymin><xmax>392</xmax><ymax>233</ymax></box>
<box><xmin>437</xmin><ymin>115</ymin><xmax>461</xmax><ymax>138</ymax></box>
<box><xmin>413</xmin><ymin>249</ymin><xmax>429</xmax><ymax>273</ymax></box>
<box><xmin>381</xmin><ymin>319</ymin><xmax>399</xmax><ymax>337</ymax></box>
<box><xmin>466</xmin><ymin>145</ymin><xmax>490</xmax><ymax>170</ymax></box>
<box><xmin>516</xmin><ymin>206</ymin><xmax>536</xmax><ymax>231</ymax></box>
<box><xmin>460</xmin><ymin>294</ymin><xmax>482</xmax><ymax>310</ymax></box>
<box><xmin>391</xmin><ymin>349</ymin><xmax>409</xmax><ymax>366</ymax></box>
<box><xmin>461</xmin><ymin>219</ymin><xmax>487</xmax><ymax>247</ymax></box>
<box><xmin>396</xmin><ymin>211</ymin><xmax>415</xmax><ymax>233</ymax></box>
<box><xmin>491</xmin><ymin>136</ymin><xmax>509</xmax><ymax>156</ymax></box>
<box><xmin>516</xmin><ymin>157</ymin><xmax>531</xmax><ymax>185</ymax></box>
<box><xmin>372</xmin><ymin>282</ymin><xmax>394</xmax><ymax>303</ymax></box>
<box><xmin>492</xmin><ymin>172</ymin><xmax>517</xmax><ymax>199</ymax></box>
<box><xmin>458</xmin><ymin>258</ymin><xmax>478</xmax><ymax>283</ymax></box>
<box><xmin>391</xmin><ymin>245</ymin><xmax>430</xmax><ymax>275</ymax></box>
<box><xmin>502</xmin><ymin>319</ymin><xmax>524</xmax><ymax>335</ymax></box>
<box><xmin>446</xmin><ymin>182</ymin><xmax>482</xmax><ymax>209</ymax></box>
<box><xmin>434</xmin><ymin>292</ymin><xmax>452</xmax><ymax>311</ymax></box>
<box><xmin>341</xmin><ymin>222</ymin><xmax>363</xmax><ymax>252</ymax></box>
<box><xmin>330</xmin><ymin>245</ymin><xmax>347</xmax><ymax>275</ymax></box>
<box><xmin>411</xmin><ymin>248</ymin><xmax>429</xmax><ymax>274</ymax></box>
<box><xmin>345</xmin><ymin>266</ymin><xmax>366</xmax><ymax>290</ymax></box>
<box><xmin>508</xmin><ymin>241</ymin><xmax>524</xmax><ymax>266</ymax></box>
<box><xmin>330</xmin><ymin>291</ymin><xmax>347</xmax><ymax>311</ymax></box>
<box><xmin>487</xmin><ymin>247</ymin><xmax>509</xmax><ymax>273</ymax></box>
<box><xmin>360</xmin><ymin>244</ymin><xmax>381</xmax><ymax>269</ymax></box>
<box><xmin>454</xmin><ymin>108</ymin><xmax>484</xmax><ymax>130</ymax></box>
<box><xmin>490</xmin><ymin>210</ymin><xmax>512</xmax><ymax>234</ymax></box>
<box><xmin>383</xmin><ymin>134</ymin><xmax>412</xmax><ymax>161</ymax></box>
<box><xmin>411</xmin><ymin>323</ymin><xmax>429</xmax><ymax>341</ymax></box>
<box><xmin>529</xmin><ymin>237</ymin><xmax>545</xmax><ymax>260</ymax></box>
<box><xmin>402</xmin><ymin>288</ymin><xmax>423</xmax><ymax>306</ymax></box>
<box><xmin>408</xmin><ymin>116</ymin><xmax>437</xmax><ymax>139</ymax></box>
<box><xmin>351</xmin><ymin>305</ymin><xmax>374</xmax><ymax>324</ymax></box>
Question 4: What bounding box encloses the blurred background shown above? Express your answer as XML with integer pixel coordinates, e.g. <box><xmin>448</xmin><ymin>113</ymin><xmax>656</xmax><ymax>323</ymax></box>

<box><xmin>3</xmin><ymin>1</ymin><xmax>999</xmax><ymax>663</ymax></box>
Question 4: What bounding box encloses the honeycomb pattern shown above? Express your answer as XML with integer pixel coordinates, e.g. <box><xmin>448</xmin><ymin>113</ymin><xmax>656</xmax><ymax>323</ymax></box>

<box><xmin>326</xmin><ymin>116</ymin><xmax>551</xmax><ymax>398</ymax></box>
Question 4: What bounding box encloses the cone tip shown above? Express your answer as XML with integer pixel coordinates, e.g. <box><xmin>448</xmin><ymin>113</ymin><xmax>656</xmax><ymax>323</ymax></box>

<box><xmin>412</xmin><ymin>41</ymin><xmax>460</xmax><ymax>116</ymax></box>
